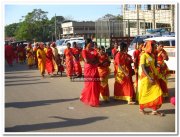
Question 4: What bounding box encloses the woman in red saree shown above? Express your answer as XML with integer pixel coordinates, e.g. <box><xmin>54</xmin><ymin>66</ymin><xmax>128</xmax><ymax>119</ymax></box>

<box><xmin>80</xmin><ymin>38</ymin><xmax>100</xmax><ymax>107</ymax></box>
<box><xmin>63</xmin><ymin>43</ymin><xmax>74</xmax><ymax>78</ymax></box>
<box><xmin>111</xmin><ymin>42</ymin><xmax>119</xmax><ymax>76</ymax></box>
<box><xmin>98</xmin><ymin>46</ymin><xmax>111</xmax><ymax>102</ymax></box>
<box><xmin>125</xmin><ymin>51</ymin><xmax>136</xmax><ymax>101</ymax></box>
<box><xmin>133</xmin><ymin>42</ymin><xmax>143</xmax><ymax>92</ymax></box>
<box><xmin>114</xmin><ymin>42</ymin><xmax>135</xmax><ymax>104</ymax></box>
<box><xmin>138</xmin><ymin>40</ymin><xmax>164</xmax><ymax>116</ymax></box>
<box><xmin>156</xmin><ymin>42</ymin><xmax>170</xmax><ymax>97</ymax></box>
<box><xmin>72</xmin><ymin>42</ymin><xmax>82</xmax><ymax>77</ymax></box>
<box><xmin>5</xmin><ymin>44</ymin><xmax>14</xmax><ymax>66</ymax></box>
<box><xmin>45</xmin><ymin>43</ymin><xmax>54</xmax><ymax>76</ymax></box>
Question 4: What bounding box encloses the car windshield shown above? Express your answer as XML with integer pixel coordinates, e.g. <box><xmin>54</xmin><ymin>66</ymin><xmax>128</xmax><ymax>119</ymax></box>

<box><xmin>56</xmin><ymin>39</ymin><xmax>65</xmax><ymax>46</ymax></box>
<box><xmin>129</xmin><ymin>36</ymin><xmax>144</xmax><ymax>48</ymax></box>
<box><xmin>77</xmin><ymin>42</ymin><xmax>85</xmax><ymax>48</ymax></box>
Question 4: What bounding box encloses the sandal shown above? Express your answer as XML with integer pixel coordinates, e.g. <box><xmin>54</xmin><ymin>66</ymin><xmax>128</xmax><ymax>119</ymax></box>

<box><xmin>128</xmin><ymin>101</ymin><xmax>136</xmax><ymax>105</ymax></box>
<box><xmin>151</xmin><ymin>111</ymin><xmax>165</xmax><ymax>117</ymax></box>
<box><xmin>139</xmin><ymin>109</ymin><xmax>149</xmax><ymax>115</ymax></box>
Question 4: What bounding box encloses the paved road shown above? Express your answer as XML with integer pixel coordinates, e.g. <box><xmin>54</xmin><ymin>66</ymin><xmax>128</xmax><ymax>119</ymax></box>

<box><xmin>5</xmin><ymin>61</ymin><xmax>176</xmax><ymax>134</ymax></box>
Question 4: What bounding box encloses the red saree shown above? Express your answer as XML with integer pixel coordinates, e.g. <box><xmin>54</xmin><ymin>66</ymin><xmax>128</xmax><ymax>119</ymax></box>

<box><xmin>157</xmin><ymin>49</ymin><xmax>170</xmax><ymax>97</ymax></box>
<box><xmin>72</xmin><ymin>47</ymin><xmax>82</xmax><ymax>76</ymax></box>
<box><xmin>80</xmin><ymin>49</ymin><xmax>100</xmax><ymax>107</ymax></box>
<box><xmin>133</xmin><ymin>49</ymin><xmax>141</xmax><ymax>88</ymax></box>
<box><xmin>45</xmin><ymin>47</ymin><xmax>54</xmax><ymax>74</ymax></box>
<box><xmin>112</xmin><ymin>48</ymin><xmax>118</xmax><ymax>75</ymax></box>
<box><xmin>98</xmin><ymin>53</ymin><xmax>110</xmax><ymax>101</ymax></box>
<box><xmin>114</xmin><ymin>52</ymin><xmax>134</xmax><ymax>102</ymax></box>
<box><xmin>5</xmin><ymin>45</ymin><xmax>14</xmax><ymax>66</ymax></box>
<box><xmin>64</xmin><ymin>48</ymin><xmax>74</xmax><ymax>77</ymax></box>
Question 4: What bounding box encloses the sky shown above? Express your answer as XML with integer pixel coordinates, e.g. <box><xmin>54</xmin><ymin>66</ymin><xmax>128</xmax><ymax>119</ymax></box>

<box><xmin>5</xmin><ymin>4</ymin><xmax>122</xmax><ymax>25</ymax></box>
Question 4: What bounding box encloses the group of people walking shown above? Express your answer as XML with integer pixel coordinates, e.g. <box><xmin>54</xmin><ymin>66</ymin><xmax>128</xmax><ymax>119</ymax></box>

<box><xmin>79</xmin><ymin>38</ymin><xmax>170</xmax><ymax>117</ymax></box>
<box><xmin>5</xmin><ymin>37</ymin><xmax>171</xmax><ymax>116</ymax></box>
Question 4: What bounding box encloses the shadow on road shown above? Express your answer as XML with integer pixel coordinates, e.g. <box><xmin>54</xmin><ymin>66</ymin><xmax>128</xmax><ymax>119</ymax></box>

<box><xmin>159</xmin><ymin>109</ymin><xmax>175</xmax><ymax>115</ymax></box>
<box><xmin>5</xmin><ymin>116</ymin><xmax>108</xmax><ymax>132</ymax></box>
<box><xmin>5</xmin><ymin>79</ymin><xmax>41</xmax><ymax>83</ymax></box>
<box><xmin>5</xmin><ymin>98</ymin><xmax>79</xmax><ymax>108</ymax></box>
<box><xmin>5</xmin><ymin>81</ymin><xmax>50</xmax><ymax>87</ymax></box>
<box><xmin>5</xmin><ymin>75</ymin><xmax>43</xmax><ymax>79</ymax></box>
<box><xmin>100</xmin><ymin>97</ymin><xmax>130</xmax><ymax>107</ymax></box>
<box><xmin>5</xmin><ymin>71</ymin><xmax>35</xmax><ymax>74</ymax></box>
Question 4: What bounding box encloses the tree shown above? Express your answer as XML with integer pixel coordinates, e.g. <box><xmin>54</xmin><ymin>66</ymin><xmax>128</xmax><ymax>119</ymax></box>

<box><xmin>98</xmin><ymin>14</ymin><xmax>116</xmax><ymax>20</ymax></box>
<box><xmin>98</xmin><ymin>14</ymin><xmax>123</xmax><ymax>20</ymax></box>
<box><xmin>15</xmin><ymin>9</ymin><xmax>50</xmax><ymax>42</ymax></box>
<box><xmin>50</xmin><ymin>16</ymin><xmax>65</xmax><ymax>40</ymax></box>
<box><xmin>5</xmin><ymin>23</ymin><xmax>19</xmax><ymax>37</ymax></box>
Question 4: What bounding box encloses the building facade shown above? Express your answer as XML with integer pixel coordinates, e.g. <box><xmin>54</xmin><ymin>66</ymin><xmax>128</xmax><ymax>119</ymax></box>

<box><xmin>61</xmin><ymin>21</ymin><xmax>95</xmax><ymax>38</ymax></box>
<box><xmin>123</xmin><ymin>4</ymin><xmax>175</xmax><ymax>36</ymax></box>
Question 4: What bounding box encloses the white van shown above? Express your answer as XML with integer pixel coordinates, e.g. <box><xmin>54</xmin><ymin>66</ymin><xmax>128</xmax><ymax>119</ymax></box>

<box><xmin>144</xmin><ymin>37</ymin><xmax>176</xmax><ymax>71</ymax></box>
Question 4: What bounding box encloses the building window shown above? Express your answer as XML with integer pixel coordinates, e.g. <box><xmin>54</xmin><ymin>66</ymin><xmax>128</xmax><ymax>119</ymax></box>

<box><xmin>129</xmin><ymin>21</ymin><xmax>137</xmax><ymax>28</ymax></box>
<box><xmin>125</xmin><ymin>4</ymin><xmax>136</xmax><ymax>10</ymax></box>
<box><xmin>156</xmin><ymin>23</ymin><xmax>170</xmax><ymax>29</ymax></box>
<box><xmin>74</xmin><ymin>27</ymin><xmax>84</xmax><ymax>31</ymax></box>
<box><xmin>140</xmin><ymin>5</ymin><xmax>152</xmax><ymax>10</ymax></box>
<box><xmin>140</xmin><ymin>22</ymin><xmax>152</xmax><ymax>29</ymax></box>
<box><xmin>156</xmin><ymin>5</ymin><xmax>171</xmax><ymax>10</ymax></box>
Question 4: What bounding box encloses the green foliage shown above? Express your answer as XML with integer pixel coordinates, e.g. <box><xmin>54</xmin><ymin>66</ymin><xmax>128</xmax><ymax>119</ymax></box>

<box><xmin>14</xmin><ymin>9</ymin><xmax>50</xmax><ymax>42</ymax></box>
<box><xmin>5</xmin><ymin>23</ymin><xmax>19</xmax><ymax>37</ymax></box>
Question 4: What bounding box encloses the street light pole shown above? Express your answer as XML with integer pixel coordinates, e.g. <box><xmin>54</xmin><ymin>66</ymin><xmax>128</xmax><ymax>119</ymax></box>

<box><xmin>55</xmin><ymin>14</ymin><xmax>57</xmax><ymax>41</ymax></box>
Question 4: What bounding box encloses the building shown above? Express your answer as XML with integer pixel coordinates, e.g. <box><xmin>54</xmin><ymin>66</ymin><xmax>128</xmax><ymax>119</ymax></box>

<box><xmin>123</xmin><ymin>4</ymin><xmax>175</xmax><ymax>36</ymax></box>
<box><xmin>61</xmin><ymin>21</ymin><xmax>95</xmax><ymax>38</ymax></box>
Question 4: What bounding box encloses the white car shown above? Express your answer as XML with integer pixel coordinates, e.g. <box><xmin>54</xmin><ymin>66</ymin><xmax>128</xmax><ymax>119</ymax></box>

<box><xmin>128</xmin><ymin>33</ymin><xmax>161</xmax><ymax>50</ymax></box>
<box><xmin>56</xmin><ymin>39</ymin><xmax>70</xmax><ymax>55</ymax></box>
<box><xmin>57</xmin><ymin>39</ymin><xmax>85</xmax><ymax>55</ymax></box>
<box><xmin>128</xmin><ymin>36</ymin><xmax>176</xmax><ymax>71</ymax></box>
<box><xmin>144</xmin><ymin>37</ymin><xmax>175</xmax><ymax>71</ymax></box>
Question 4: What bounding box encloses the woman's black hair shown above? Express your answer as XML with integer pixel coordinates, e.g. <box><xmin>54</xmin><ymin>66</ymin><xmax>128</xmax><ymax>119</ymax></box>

<box><xmin>67</xmin><ymin>42</ymin><xmax>71</xmax><ymax>46</ymax></box>
<box><xmin>73</xmin><ymin>42</ymin><xmax>77</xmax><ymax>45</ymax></box>
<box><xmin>99</xmin><ymin>46</ymin><xmax>105</xmax><ymax>51</ymax></box>
<box><xmin>85</xmin><ymin>38</ymin><xmax>92</xmax><ymax>48</ymax></box>
<box><xmin>120</xmin><ymin>42</ymin><xmax>127</xmax><ymax>52</ymax></box>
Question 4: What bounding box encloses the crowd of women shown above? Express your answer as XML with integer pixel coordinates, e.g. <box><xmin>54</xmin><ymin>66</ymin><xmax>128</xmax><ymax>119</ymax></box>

<box><xmin>5</xmin><ymin>37</ymin><xmax>173</xmax><ymax>117</ymax></box>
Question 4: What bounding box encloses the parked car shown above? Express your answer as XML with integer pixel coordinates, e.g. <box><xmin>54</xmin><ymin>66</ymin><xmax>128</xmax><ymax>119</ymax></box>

<box><xmin>128</xmin><ymin>36</ymin><xmax>176</xmax><ymax>71</ymax></box>
<box><xmin>128</xmin><ymin>34</ymin><xmax>161</xmax><ymax>51</ymax></box>
<box><xmin>57</xmin><ymin>39</ymin><xmax>85</xmax><ymax>55</ymax></box>
<box><xmin>56</xmin><ymin>39</ymin><xmax>70</xmax><ymax>55</ymax></box>
<box><xmin>144</xmin><ymin>36</ymin><xmax>175</xmax><ymax>71</ymax></box>
<box><xmin>70</xmin><ymin>37</ymin><xmax>84</xmax><ymax>41</ymax></box>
